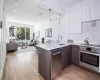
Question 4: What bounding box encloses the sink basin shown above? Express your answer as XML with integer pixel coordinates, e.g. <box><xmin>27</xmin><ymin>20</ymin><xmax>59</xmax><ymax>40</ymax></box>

<box><xmin>89</xmin><ymin>44</ymin><xmax>100</xmax><ymax>47</ymax></box>
<box><xmin>59</xmin><ymin>44</ymin><xmax>65</xmax><ymax>45</ymax></box>
<box><xmin>80</xmin><ymin>44</ymin><xmax>100</xmax><ymax>47</ymax></box>
<box><xmin>80</xmin><ymin>44</ymin><xmax>87</xmax><ymax>45</ymax></box>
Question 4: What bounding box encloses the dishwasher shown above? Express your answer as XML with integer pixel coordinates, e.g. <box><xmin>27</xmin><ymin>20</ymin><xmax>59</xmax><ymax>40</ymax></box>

<box><xmin>51</xmin><ymin>48</ymin><xmax>62</xmax><ymax>79</ymax></box>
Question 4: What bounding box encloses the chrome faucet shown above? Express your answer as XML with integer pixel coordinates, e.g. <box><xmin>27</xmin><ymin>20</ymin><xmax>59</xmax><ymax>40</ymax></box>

<box><xmin>47</xmin><ymin>39</ymin><xmax>51</xmax><ymax>44</ymax></box>
<box><xmin>58</xmin><ymin>34</ymin><xmax>62</xmax><ymax>43</ymax></box>
<box><xmin>84</xmin><ymin>38</ymin><xmax>89</xmax><ymax>45</ymax></box>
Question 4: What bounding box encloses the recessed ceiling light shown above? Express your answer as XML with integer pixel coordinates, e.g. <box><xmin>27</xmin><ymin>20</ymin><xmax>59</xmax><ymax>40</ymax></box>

<box><xmin>13</xmin><ymin>10</ymin><xmax>16</xmax><ymax>12</ymax></box>
<box><xmin>15</xmin><ymin>2</ymin><xmax>18</xmax><ymax>4</ymax></box>
<box><xmin>39</xmin><ymin>13</ymin><xmax>43</xmax><ymax>15</ymax></box>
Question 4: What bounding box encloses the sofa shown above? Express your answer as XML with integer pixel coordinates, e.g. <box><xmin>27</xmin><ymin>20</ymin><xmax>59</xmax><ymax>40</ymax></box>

<box><xmin>6</xmin><ymin>43</ymin><xmax>18</xmax><ymax>52</ymax></box>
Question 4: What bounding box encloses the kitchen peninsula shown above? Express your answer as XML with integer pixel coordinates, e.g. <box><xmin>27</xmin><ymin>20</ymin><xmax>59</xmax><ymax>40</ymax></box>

<box><xmin>36</xmin><ymin>43</ymin><xmax>80</xmax><ymax>80</ymax></box>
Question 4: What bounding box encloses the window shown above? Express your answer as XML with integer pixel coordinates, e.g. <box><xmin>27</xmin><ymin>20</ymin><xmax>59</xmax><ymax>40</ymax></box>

<box><xmin>9</xmin><ymin>26</ymin><xmax>15</xmax><ymax>37</ymax></box>
<box><xmin>16</xmin><ymin>27</ymin><xmax>30</xmax><ymax>40</ymax></box>
<box><xmin>17</xmin><ymin>27</ymin><xmax>25</xmax><ymax>40</ymax></box>
<box><xmin>9</xmin><ymin>26</ymin><xmax>30</xmax><ymax>40</ymax></box>
<box><xmin>26</xmin><ymin>27</ymin><xmax>30</xmax><ymax>40</ymax></box>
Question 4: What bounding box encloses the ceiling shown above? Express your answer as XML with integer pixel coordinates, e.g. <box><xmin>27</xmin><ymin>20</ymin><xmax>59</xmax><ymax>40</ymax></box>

<box><xmin>4</xmin><ymin>0</ymin><xmax>83</xmax><ymax>25</ymax></box>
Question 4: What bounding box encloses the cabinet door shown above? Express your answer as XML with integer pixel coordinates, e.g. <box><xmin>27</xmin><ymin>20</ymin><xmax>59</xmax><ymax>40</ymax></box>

<box><xmin>61</xmin><ymin>12</ymin><xmax>70</xmax><ymax>34</ymax></box>
<box><xmin>0</xmin><ymin>0</ymin><xmax>3</xmax><ymax>71</ymax></box>
<box><xmin>0</xmin><ymin>0</ymin><xmax>3</xmax><ymax>42</ymax></box>
<box><xmin>62</xmin><ymin>46</ymin><xmax>71</xmax><ymax>69</ymax></box>
<box><xmin>69</xmin><ymin>9</ymin><xmax>82</xmax><ymax>33</ymax></box>
<box><xmin>0</xmin><ymin>9</ymin><xmax>3</xmax><ymax>21</ymax></box>
<box><xmin>81</xmin><ymin>5</ymin><xmax>90</xmax><ymax>22</ymax></box>
<box><xmin>0</xmin><ymin>0</ymin><xmax>3</xmax><ymax>21</ymax></box>
<box><xmin>38</xmin><ymin>48</ymin><xmax>45</xmax><ymax>78</ymax></box>
<box><xmin>45</xmin><ymin>50</ymin><xmax>52</xmax><ymax>80</ymax></box>
<box><xmin>90</xmin><ymin>1</ymin><xmax>100</xmax><ymax>20</ymax></box>
<box><xmin>72</xmin><ymin>45</ymin><xmax>80</xmax><ymax>66</ymax></box>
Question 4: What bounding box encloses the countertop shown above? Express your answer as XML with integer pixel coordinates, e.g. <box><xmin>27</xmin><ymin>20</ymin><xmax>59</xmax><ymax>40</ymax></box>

<box><xmin>36</xmin><ymin>41</ymin><xmax>88</xmax><ymax>50</ymax></box>
<box><xmin>36</xmin><ymin>43</ymin><xmax>72</xmax><ymax>50</ymax></box>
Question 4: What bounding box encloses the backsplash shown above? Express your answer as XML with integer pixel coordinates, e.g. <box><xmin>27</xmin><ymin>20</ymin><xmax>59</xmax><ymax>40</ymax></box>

<box><xmin>35</xmin><ymin>19</ymin><xmax>100</xmax><ymax>44</ymax></box>
<box><xmin>69</xmin><ymin>20</ymin><xmax>100</xmax><ymax>44</ymax></box>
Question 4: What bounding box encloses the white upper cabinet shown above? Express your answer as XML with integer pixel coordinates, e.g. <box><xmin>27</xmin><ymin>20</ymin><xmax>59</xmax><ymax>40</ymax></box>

<box><xmin>90</xmin><ymin>1</ymin><xmax>100</xmax><ymax>20</ymax></box>
<box><xmin>69</xmin><ymin>9</ymin><xmax>82</xmax><ymax>33</ymax></box>
<box><xmin>81</xmin><ymin>5</ymin><xmax>90</xmax><ymax>22</ymax></box>
<box><xmin>61</xmin><ymin>12</ymin><xmax>70</xmax><ymax>34</ymax></box>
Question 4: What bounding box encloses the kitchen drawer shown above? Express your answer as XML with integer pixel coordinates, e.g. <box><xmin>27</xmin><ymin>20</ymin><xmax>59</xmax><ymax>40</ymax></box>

<box><xmin>72</xmin><ymin>45</ymin><xmax>80</xmax><ymax>66</ymax></box>
<box><xmin>51</xmin><ymin>48</ymin><xmax>61</xmax><ymax>53</ymax></box>
<box><xmin>72</xmin><ymin>45</ymin><xmax>80</xmax><ymax>49</ymax></box>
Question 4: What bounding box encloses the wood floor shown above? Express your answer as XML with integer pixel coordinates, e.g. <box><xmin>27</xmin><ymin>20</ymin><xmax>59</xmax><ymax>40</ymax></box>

<box><xmin>3</xmin><ymin>50</ymin><xmax>100</xmax><ymax>80</ymax></box>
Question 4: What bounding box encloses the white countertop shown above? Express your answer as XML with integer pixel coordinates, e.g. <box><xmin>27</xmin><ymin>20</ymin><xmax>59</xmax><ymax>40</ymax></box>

<box><xmin>36</xmin><ymin>42</ymin><xmax>93</xmax><ymax>50</ymax></box>
<box><xmin>36</xmin><ymin>43</ymin><xmax>71</xmax><ymax>50</ymax></box>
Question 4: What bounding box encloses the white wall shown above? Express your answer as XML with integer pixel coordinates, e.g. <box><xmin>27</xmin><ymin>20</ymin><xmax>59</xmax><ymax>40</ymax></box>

<box><xmin>69</xmin><ymin>20</ymin><xmax>100</xmax><ymax>44</ymax></box>
<box><xmin>35</xmin><ymin>19</ymin><xmax>60</xmax><ymax>41</ymax></box>
<box><xmin>6</xmin><ymin>22</ymin><xmax>34</xmax><ymax>42</ymax></box>
<box><xmin>0</xmin><ymin>0</ymin><xmax>7</xmax><ymax>79</ymax></box>
<box><xmin>35</xmin><ymin>0</ymin><xmax>100</xmax><ymax>44</ymax></box>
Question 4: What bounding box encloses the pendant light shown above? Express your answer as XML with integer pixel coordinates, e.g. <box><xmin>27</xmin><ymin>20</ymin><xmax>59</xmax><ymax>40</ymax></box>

<box><xmin>59</xmin><ymin>14</ymin><xmax>61</xmax><ymax>27</ymax></box>
<box><xmin>49</xmin><ymin>9</ymin><xmax>51</xmax><ymax>21</ymax></box>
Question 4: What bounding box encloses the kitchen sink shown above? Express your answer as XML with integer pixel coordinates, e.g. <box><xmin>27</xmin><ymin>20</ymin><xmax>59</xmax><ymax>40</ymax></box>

<box><xmin>80</xmin><ymin>44</ymin><xmax>100</xmax><ymax>47</ymax></box>
<box><xmin>59</xmin><ymin>44</ymin><xmax>65</xmax><ymax>45</ymax></box>
<box><xmin>90</xmin><ymin>44</ymin><xmax>100</xmax><ymax>47</ymax></box>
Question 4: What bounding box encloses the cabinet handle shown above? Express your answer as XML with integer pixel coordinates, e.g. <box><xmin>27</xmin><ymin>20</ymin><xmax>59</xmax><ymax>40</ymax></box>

<box><xmin>0</xmin><ymin>21</ymin><xmax>3</xmax><ymax>29</ymax></box>
<box><xmin>53</xmin><ymin>51</ymin><xmax>60</xmax><ymax>55</ymax></box>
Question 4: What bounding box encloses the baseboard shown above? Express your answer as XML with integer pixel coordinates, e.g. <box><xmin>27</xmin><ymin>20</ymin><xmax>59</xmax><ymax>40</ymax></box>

<box><xmin>0</xmin><ymin>69</ymin><xmax>3</xmax><ymax>80</ymax></box>
<box><xmin>0</xmin><ymin>54</ymin><xmax>6</xmax><ymax>80</ymax></box>
<box><xmin>0</xmin><ymin>65</ymin><xmax>4</xmax><ymax>80</ymax></box>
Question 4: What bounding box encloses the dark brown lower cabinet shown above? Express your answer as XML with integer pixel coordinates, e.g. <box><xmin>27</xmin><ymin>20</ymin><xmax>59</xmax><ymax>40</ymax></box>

<box><xmin>38</xmin><ymin>47</ymin><xmax>52</xmax><ymax>80</ymax></box>
<box><xmin>45</xmin><ymin>49</ymin><xmax>52</xmax><ymax>80</ymax></box>
<box><xmin>38</xmin><ymin>47</ymin><xmax>46</xmax><ymax>78</ymax></box>
<box><xmin>61</xmin><ymin>46</ymin><xmax>72</xmax><ymax>69</ymax></box>
<box><xmin>71</xmin><ymin>45</ymin><xmax>80</xmax><ymax>66</ymax></box>
<box><xmin>38</xmin><ymin>45</ymin><xmax>80</xmax><ymax>80</ymax></box>
<box><xmin>38</xmin><ymin>47</ymin><xmax>66</xmax><ymax>80</ymax></box>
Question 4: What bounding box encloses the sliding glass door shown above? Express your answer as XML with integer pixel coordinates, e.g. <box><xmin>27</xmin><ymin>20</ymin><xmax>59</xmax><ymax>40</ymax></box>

<box><xmin>17</xmin><ymin>27</ymin><xmax>25</xmax><ymax>40</ymax></box>
<box><xmin>16</xmin><ymin>27</ymin><xmax>30</xmax><ymax>40</ymax></box>
<box><xmin>26</xmin><ymin>27</ymin><xmax>30</xmax><ymax>40</ymax></box>
<box><xmin>9</xmin><ymin>26</ymin><xmax>31</xmax><ymax>41</ymax></box>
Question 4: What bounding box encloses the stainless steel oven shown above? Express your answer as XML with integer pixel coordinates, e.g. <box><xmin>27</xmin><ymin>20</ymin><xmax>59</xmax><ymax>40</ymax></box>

<box><xmin>80</xmin><ymin>46</ymin><xmax>100</xmax><ymax>73</ymax></box>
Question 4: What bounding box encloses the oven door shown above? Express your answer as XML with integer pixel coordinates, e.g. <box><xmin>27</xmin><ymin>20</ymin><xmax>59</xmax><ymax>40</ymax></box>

<box><xmin>80</xmin><ymin>51</ymin><xmax>99</xmax><ymax>67</ymax></box>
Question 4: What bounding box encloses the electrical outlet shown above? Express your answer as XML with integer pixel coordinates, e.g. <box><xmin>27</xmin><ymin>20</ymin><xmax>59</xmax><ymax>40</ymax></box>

<box><xmin>91</xmin><ymin>20</ymin><xmax>96</xmax><ymax>27</ymax></box>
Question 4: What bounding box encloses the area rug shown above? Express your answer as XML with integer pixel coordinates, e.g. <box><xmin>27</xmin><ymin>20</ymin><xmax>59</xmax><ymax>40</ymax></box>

<box><xmin>16</xmin><ymin>46</ymin><xmax>36</xmax><ymax>54</ymax></box>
